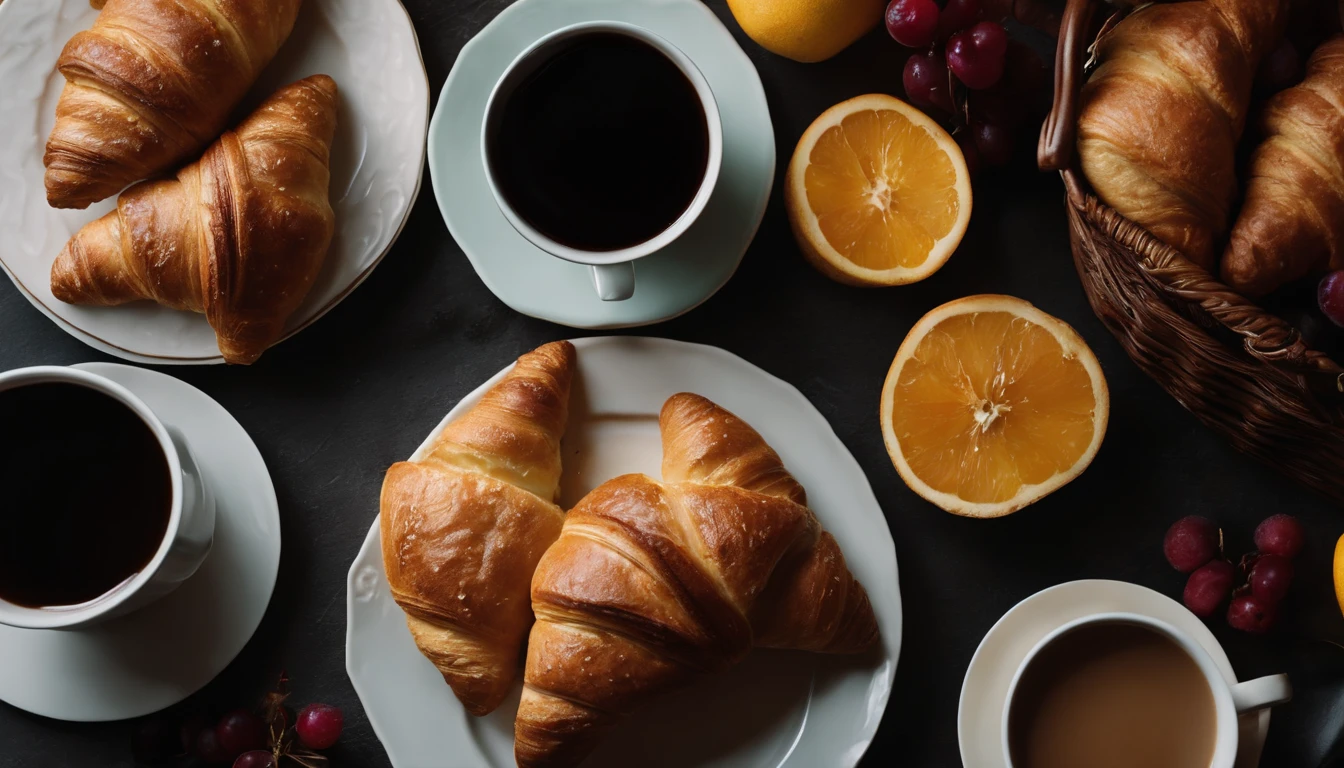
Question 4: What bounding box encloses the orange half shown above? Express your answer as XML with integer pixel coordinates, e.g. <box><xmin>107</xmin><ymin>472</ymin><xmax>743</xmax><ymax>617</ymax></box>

<box><xmin>881</xmin><ymin>295</ymin><xmax>1109</xmax><ymax>517</ymax></box>
<box><xmin>785</xmin><ymin>94</ymin><xmax>971</xmax><ymax>286</ymax></box>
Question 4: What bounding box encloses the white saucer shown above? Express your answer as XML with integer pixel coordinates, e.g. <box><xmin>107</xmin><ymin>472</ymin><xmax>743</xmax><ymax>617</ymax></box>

<box><xmin>0</xmin><ymin>0</ymin><xmax>429</xmax><ymax>364</ymax></box>
<box><xmin>428</xmin><ymin>0</ymin><xmax>775</xmax><ymax>329</ymax></box>
<box><xmin>958</xmin><ymin>580</ymin><xmax>1270</xmax><ymax>768</ymax></box>
<box><xmin>348</xmin><ymin>336</ymin><xmax>899</xmax><ymax>767</ymax></box>
<box><xmin>0</xmin><ymin>363</ymin><xmax>280</xmax><ymax>721</ymax></box>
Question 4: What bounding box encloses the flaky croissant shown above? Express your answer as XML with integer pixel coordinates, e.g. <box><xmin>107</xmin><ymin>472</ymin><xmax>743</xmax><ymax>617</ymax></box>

<box><xmin>1077</xmin><ymin>0</ymin><xmax>1289</xmax><ymax>269</ymax></box>
<box><xmin>44</xmin><ymin>0</ymin><xmax>302</xmax><ymax>209</ymax></box>
<box><xmin>381</xmin><ymin>341</ymin><xmax>576</xmax><ymax>717</ymax></box>
<box><xmin>50</xmin><ymin>75</ymin><xmax>338</xmax><ymax>365</ymax></box>
<box><xmin>515</xmin><ymin>393</ymin><xmax>879</xmax><ymax>768</ymax></box>
<box><xmin>1222</xmin><ymin>35</ymin><xmax>1344</xmax><ymax>296</ymax></box>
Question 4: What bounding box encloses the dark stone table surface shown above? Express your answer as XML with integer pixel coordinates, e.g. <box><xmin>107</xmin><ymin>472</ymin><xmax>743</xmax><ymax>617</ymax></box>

<box><xmin>2</xmin><ymin>1</ymin><xmax>1341</xmax><ymax>766</ymax></box>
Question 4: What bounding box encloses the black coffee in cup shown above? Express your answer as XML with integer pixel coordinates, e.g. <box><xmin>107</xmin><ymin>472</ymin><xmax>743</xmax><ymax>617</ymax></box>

<box><xmin>0</xmin><ymin>382</ymin><xmax>172</xmax><ymax>608</ymax></box>
<box><xmin>487</xmin><ymin>32</ymin><xmax>710</xmax><ymax>252</ymax></box>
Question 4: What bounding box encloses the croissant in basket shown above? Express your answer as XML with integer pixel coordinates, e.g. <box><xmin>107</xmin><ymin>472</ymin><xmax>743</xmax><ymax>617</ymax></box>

<box><xmin>1075</xmin><ymin>0</ymin><xmax>1289</xmax><ymax>269</ymax></box>
<box><xmin>1222</xmin><ymin>35</ymin><xmax>1344</xmax><ymax>296</ymax></box>
<box><xmin>1039</xmin><ymin>0</ymin><xmax>1344</xmax><ymax>505</ymax></box>
<box><xmin>45</xmin><ymin>0</ymin><xmax>303</xmax><ymax>209</ymax></box>
<box><xmin>514</xmin><ymin>393</ymin><xmax>879</xmax><ymax>768</ymax></box>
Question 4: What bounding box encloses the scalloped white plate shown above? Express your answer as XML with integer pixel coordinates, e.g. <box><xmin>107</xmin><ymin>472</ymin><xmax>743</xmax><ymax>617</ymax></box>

<box><xmin>429</xmin><ymin>0</ymin><xmax>774</xmax><ymax>329</ymax></box>
<box><xmin>0</xmin><ymin>0</ymin><xmax>428</xmax><ymax>364</ymax></box>
<box><xmin>347</xmin><ymin>337</ymin><xmax>900</xmax><ymax>768</ymax></box>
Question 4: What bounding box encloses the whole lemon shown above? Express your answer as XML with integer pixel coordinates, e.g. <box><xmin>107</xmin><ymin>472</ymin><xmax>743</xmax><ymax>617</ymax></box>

<box><xmin>727</xmin><ymin>0</ymin><xmax>886</xmax><ymax>63</ymax></box>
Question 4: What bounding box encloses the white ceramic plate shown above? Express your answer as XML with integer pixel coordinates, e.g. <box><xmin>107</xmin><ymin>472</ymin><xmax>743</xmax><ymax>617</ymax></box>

<box><xmin>0</xmin><ymin>0</ymin><xmax>429</xmax><ymax>364</ymax></box>
<box><xmin>429</xmin><ymin>0</ymin><xmax>775</xmax><ymax>329</ymax></box>
<box><xmin>958</xmin><ymin>579</ymin><xmax>1271</xmax><ymax>768</ymax></box>
<box><xmin>347</xmin><ymin>337</ymin><xmax>899</xmax><ymax>768</ymax></box>
<box><xmin>0</xmin><ymin>363</ymin><xmax>280</xmax><ymax>721</ymax></box>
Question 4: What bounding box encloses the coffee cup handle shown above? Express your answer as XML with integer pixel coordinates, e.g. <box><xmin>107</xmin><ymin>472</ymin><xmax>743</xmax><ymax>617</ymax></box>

<box><xmin>591</xmin><ymin>263</ymin><xmax>635</xmax><ymax>302</ymax></box>
<box><xmin>1230</xmin><ymin>673</ymin><xmax>1292</xmax><ymax>714</ymax></box>
<box><xmin>160</xmin><ymin>426</ymin><xmax>216</xmax><ymax>582</ymax></box>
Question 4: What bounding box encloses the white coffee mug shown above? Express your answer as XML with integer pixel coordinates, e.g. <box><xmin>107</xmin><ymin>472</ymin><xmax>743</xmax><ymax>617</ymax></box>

<box><xmin>480</xmin><ymin>20</ymin><xmax>724</xmax><ymax>302</ymax></box>
<box><xmin>1002</xmin><ymin>612</ymin><xmax>1292</xmax><ymax>768</ymax></box>
<box><xmin>0</xmin><ymin>366</ymin><xmax>215</xmax><ymax>630</ymax></box>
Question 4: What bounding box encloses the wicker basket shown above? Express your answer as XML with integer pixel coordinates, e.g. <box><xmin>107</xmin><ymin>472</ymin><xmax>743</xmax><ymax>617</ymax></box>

<box><xmin>1038</xmin><ymin>0</ymin><xmax>1344</xmax><ymax>503</ymax></box>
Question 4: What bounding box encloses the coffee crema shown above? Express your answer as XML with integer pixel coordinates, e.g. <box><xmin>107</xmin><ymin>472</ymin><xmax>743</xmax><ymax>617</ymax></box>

<box><xmin>488</xmin><ymin>32</ymin><xmax>710</xmax><ymax>252</ymax></box>
<box><xmin>0</xmin><ymin>382</ymin><xmax>172</xmax><ymax>608</ymax></box>
<box><xmin>1008</xmin><ymin>623</ymin><xmax>1217</xmax><ymax>768</ymax></box>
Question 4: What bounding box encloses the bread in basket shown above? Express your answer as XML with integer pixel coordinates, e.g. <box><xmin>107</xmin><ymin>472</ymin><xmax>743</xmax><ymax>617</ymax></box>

<box><xmin>1037</xmin><ymin>0</ymin><xmax>1344</xmax><ymax>503</ymax></box>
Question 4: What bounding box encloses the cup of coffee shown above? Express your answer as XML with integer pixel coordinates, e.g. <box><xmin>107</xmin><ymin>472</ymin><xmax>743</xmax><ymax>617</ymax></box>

<box><xmin>1003</xmin><ymin>612</ymin><xmax>1291</xmax><ymax>768</ymax></box>
<box><xmin>481</xmin><ymin>21</ymin><xmax>724</xmax><ymax>302</ymax></box>
<box><xmin>0</xmin><ymin>366</ymin><xmax>215</xmax><ymax>630</ymax></box>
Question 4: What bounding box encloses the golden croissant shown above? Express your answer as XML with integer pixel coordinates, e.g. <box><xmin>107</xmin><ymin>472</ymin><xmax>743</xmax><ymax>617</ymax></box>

<box><xmin>1222</xmin><ymin>35</ymin><xmax>1344</xmax><ymax>296</ymax></box>
<box><xmin>515</xmin><ymin>393</ymin><xmax>880</xmax><ymax>768</ymax></box>
<box><xmin>50</xmin><ymin>75</ymin><xmax>338</xmax><ymax>365</ymax></box>
<box><xmin>1077</xmin><ymin>0</ymin><xmax>1289</xmax><ymax>269</ymax></box>
<box><xmin>44</xmin><ymin>0</ymin><xmax>302</xmax><ymax>209</ymax></box>
<box><xmin>381</xmin><ymin>341</ymin><xmax>576</xmax><ymax>717</ymax></box>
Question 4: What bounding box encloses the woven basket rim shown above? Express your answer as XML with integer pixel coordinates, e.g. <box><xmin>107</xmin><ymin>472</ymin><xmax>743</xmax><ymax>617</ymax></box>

<box><xmin>1059</xmin><ymin>168</ymin><xmax>1344</xmax><ymax>395</ymax></box>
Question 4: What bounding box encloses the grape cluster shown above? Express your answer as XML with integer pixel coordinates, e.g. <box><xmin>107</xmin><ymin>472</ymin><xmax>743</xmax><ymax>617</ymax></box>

<box><xmin>885</xmin><ymin>0</ymin><xmax>1047</xmax><ymax>174</ymax></box>
<box><xmin>130</xmin><ymin>700</ymin><xmax>343</xmax><ymax>766</ymax></box>
<box><xmin>1163</xmin><ymin>514</ymin><xmax>1305</xmax><ymax>633</ymax></box>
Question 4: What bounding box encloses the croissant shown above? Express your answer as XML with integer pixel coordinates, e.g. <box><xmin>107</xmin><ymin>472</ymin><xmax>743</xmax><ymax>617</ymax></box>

<box><xmin>49</xmin><ymin>75</ymin><xmax>338</xmax><ymax>365</ymax></box>
<box><xmin>515</xmin><ymin>393</ymin><xmax>879</xmax><ymax>768</ymax></box>
<box><xmin>1222</xmin><ymin>36</ymin><xmax>1344</xmax><ymax>296</ymax></box>
<box><xmin>381</xmin><ymin>341</ymin><xmax>576</xmax><ymax>717</ymax></box>
<box><xmin>44</xmin><ymin>0</ymin><xmax>302</xmax><ymax>209</ymax></box>
<box><xmin>1077</xmin><ymin>0</ymin><xmax>1289</xmax><ymax>269</ymax></box>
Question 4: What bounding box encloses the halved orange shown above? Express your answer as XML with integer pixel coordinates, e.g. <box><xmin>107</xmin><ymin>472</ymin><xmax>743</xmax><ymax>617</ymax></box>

<box><xmin>881</xmin><ymin>295</ymin><xmax>1109</xmax><ymax>517</ymax></box>
<box><xmin>785</xmin><ymin>94</ymin><xmax>971</xmax><ymax>286</ymax></box>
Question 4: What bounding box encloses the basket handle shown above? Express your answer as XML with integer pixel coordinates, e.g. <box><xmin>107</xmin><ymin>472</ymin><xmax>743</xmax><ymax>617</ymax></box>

<box><xmin>1038</xmin><ymin>0</ymin><xmax>1096</xmax><ymax>174</ymax></box>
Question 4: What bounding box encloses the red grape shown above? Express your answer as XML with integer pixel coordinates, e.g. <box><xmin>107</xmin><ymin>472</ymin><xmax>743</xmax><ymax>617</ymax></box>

<box><xmin>1254</xmin><ymin>513</ymin><xmax>1305</xmax><ymax>558</ymax></box>
<box><xmin>1258</xmin><ymin>40</ymin><xmax>1301</xmax><ymax>92</ymax></box>
<box><xmin>937</xmin><ymin>0</ymin><xmax>982</xmax><ymax>41</ymax></box>
<box><xmin>1249</xmin><ymin>554</ymin><xmax>1294</xmax><ymax>604</ymax></box>
<box><xmin>216</xmin><ymin>709</ymin><xmax>266</xmax><ymax>757</ymax></box>
<box><xmin>296</xmin><ymin>703</ymin><xmax>344</xmax><ymax>750</ymax></box>
<box><xmin>1183</xmin><ymin>560</ymin><xmax>1234</xmax><ymax>618</ymax></box>
<box><xmin>886</xmin><ymin>0</ymin><xmax>940</xmax><ymax>48</ymax></box>
<box><xmin>1163</xmin><ymin>516</ymin><xmax>1219</xmax><ymax>573</ymax></box>
<box><xmin>903</xmin><ymin>51</ymin><xmax>954</xmax><ymax>113</ymax></box>
<box><xmin>947</xmin><ymin>21</ymin><xmax>1008</xmax><ymax>90</ymax></box>
<box><xmin>902</xmin><ymin>54</ymin><xmax>935</xmax><ymax>107</ymax></box>
<box><xmin>1320</xmin><ymin>271</ymin><xmax>1344</xmax><ymax>328</ymax></box>
<box><xmin>195</xmin><ymin>726</ymin><xmax>232</xmax><ymax>765</ymax></box>
<box><xmin>972</xmin><ymin>122</ymin><xmax>1013</xmax><ymax>166</ymax></box>
<box><xmin>233</xmin><ymin>752</ymin><xmax>277</xmax><ymax>768</ymax></box>
<box><xmin>1227</xmin><ymin>594</ymin><xmax>1278</xmax><ymax>634</ymax></box>
<box><xmin>955</xmin><ymin>130</ymin><xmax>981</xmax><ymax>176</ymax></box>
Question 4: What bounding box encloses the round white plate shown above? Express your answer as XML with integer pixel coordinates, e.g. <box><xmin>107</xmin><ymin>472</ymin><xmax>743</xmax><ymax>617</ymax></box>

<box><xmin>347</xmin><ymin>336</ymin><xmax>899</xmax><ymax>768</ymax></box>
<box><xmin>429</xmin><ymin>0</ymin><xmax>775</xmax><ymax>329</ymax></box>
<box><xmin>0</xmin><ymin>0</ymin><xmax>429</xmax><ymax>364</ymax></box>
<box><xmin>0</xmin><ymin>363</ymin><xmax>280</xmax><ymax>721</ymax></box>
<box><xmin>958</xmin><ymin>579</ymin><xmax>1271</xmax><ymax>768</ymax></box>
